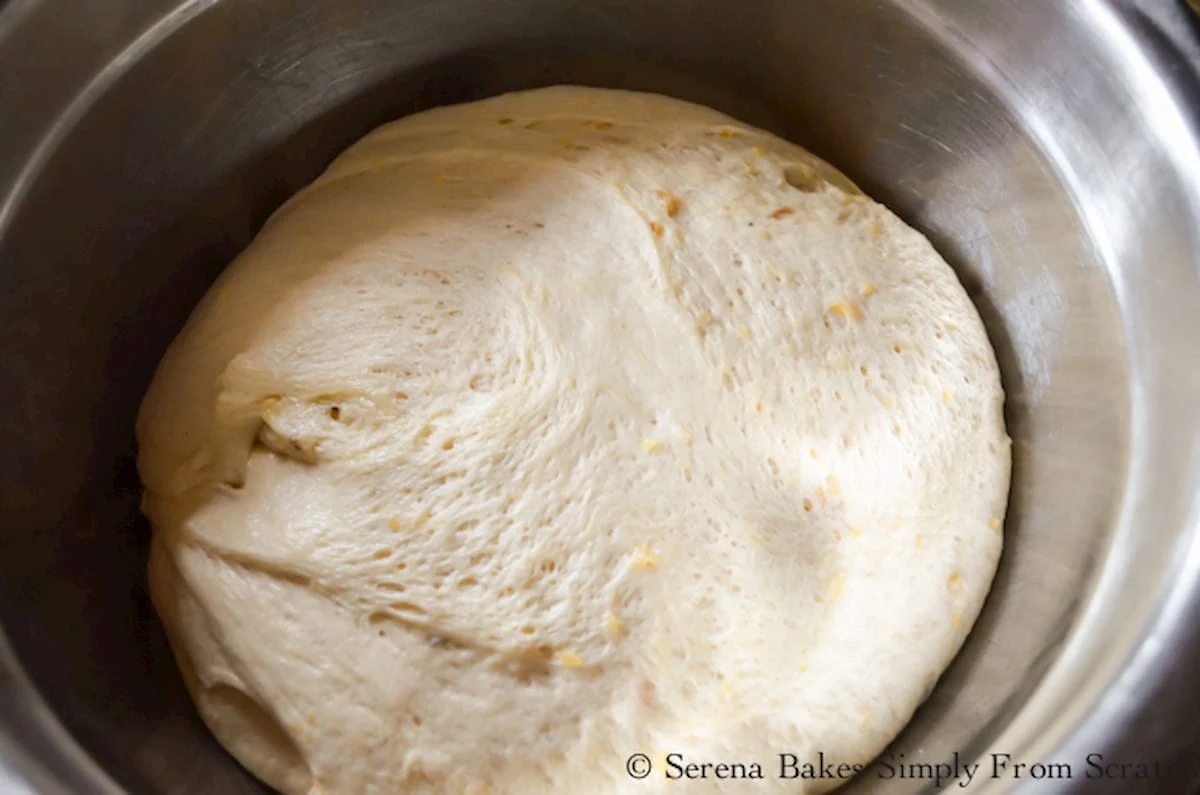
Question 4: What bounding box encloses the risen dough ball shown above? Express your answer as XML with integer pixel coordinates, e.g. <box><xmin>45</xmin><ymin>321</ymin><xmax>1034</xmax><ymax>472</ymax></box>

<box><xmin>138</xmin><ymin>86</ymin><xmax>1010</xmax><ymax>795</ymax></box>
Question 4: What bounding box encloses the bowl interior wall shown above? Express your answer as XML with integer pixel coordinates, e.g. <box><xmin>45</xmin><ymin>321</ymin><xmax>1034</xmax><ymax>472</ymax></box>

<box><xmin>0</xmin><ymin>1</ymin><xmax>1129</xmax><ymax>792</ymax></box>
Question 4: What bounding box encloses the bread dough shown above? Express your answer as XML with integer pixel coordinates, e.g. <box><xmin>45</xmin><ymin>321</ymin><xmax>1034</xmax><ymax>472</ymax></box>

<box><xmin>137</xmin><ymin>86</ymin><xmax>1010</xmax><ymax>795</ymax></box>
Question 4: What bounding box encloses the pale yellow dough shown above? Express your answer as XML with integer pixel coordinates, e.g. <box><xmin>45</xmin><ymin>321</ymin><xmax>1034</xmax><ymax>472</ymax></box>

<box><xmin>137</xmin><ymin>86</ymin><xmax>1010</xmax><ymax>795</ymax></box>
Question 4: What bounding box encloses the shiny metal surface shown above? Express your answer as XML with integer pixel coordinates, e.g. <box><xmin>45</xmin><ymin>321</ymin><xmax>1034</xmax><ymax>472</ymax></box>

<box><xmin>1</xmin><ymin>0</ymin><xmax>1198</xmax><ymax>793</ymax></box>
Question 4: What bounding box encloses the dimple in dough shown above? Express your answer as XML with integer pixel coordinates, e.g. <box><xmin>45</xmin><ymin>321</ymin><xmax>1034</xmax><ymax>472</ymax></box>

<box><xmin>137</xmin><ymin>86</ymin><xmax>1010</xmax><ymax>795</ymax></box>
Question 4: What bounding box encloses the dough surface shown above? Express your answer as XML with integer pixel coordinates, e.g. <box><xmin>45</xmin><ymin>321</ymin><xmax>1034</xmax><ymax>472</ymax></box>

<box><xmin>138</xmin><ymin>86</ymin><xmax>1010</xmax><ymax>795</ymax></box>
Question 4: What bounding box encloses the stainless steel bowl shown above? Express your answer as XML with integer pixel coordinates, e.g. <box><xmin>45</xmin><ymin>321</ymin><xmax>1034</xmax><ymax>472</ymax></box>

<box><xmin>2</xmin><ymin>0</ymin><xmax>1199</xmax><ymax>793</ymax></box>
